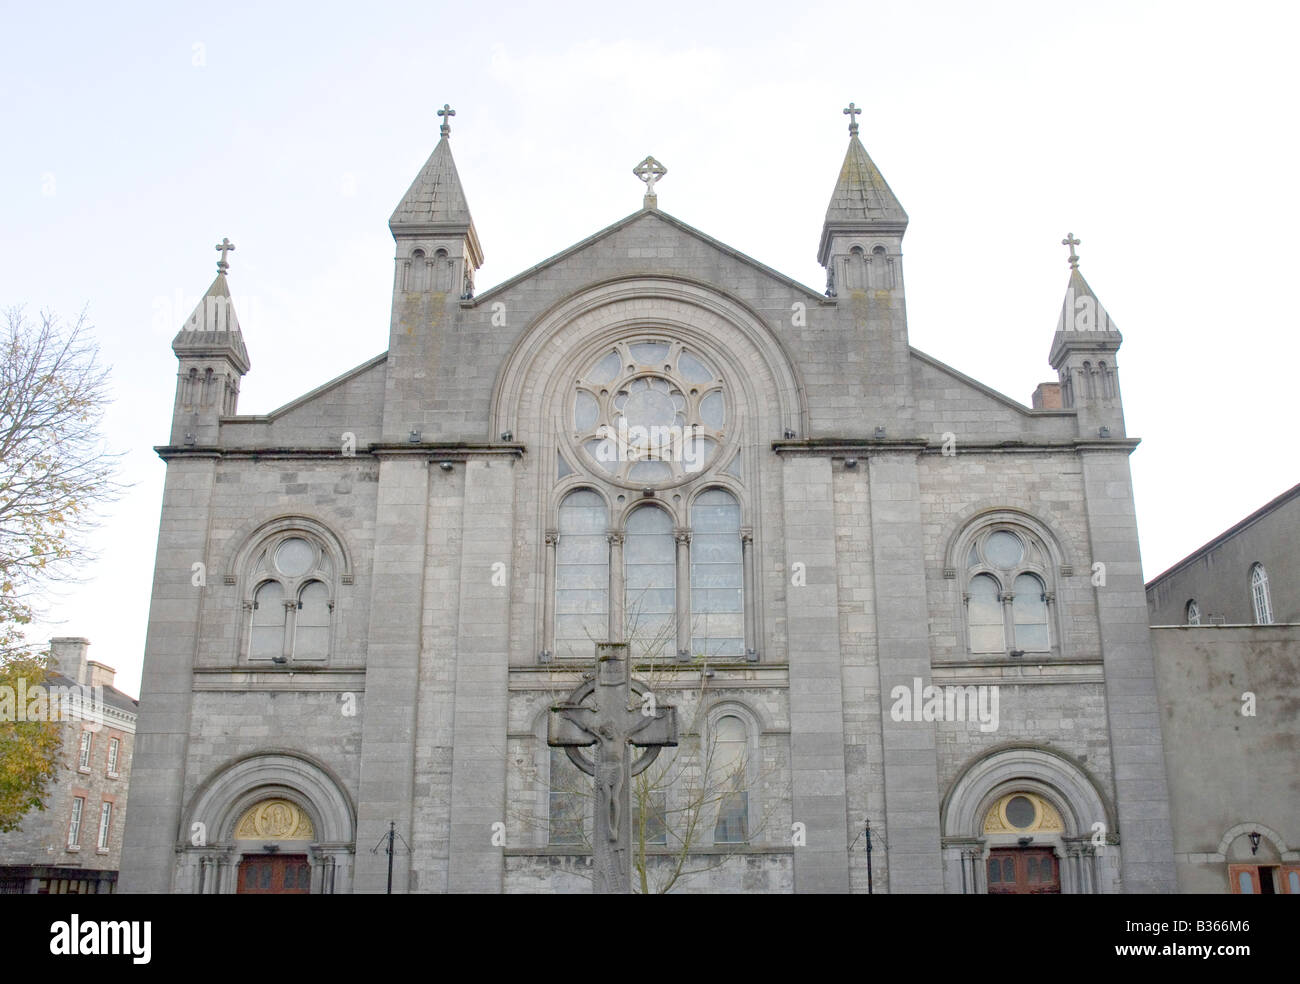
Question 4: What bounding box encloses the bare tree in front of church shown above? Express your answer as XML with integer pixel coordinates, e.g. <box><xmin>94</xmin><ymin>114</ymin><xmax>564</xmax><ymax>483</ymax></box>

<box><xmin>0</xmin><ymin>305</ymin><xmax>121</xmax><ymax>828</ymax></box>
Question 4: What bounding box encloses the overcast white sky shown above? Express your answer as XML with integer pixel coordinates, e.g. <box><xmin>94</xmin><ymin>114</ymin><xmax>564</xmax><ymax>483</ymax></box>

<box><xmin>3</xmin><ymin>1</ymin><xmax>1296</xmax><ymax>697</ymax></box>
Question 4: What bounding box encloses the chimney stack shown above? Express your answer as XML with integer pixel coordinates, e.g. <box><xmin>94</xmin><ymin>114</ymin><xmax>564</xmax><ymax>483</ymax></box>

<box><xmin>85</xmin><ymin>660</ymin><xmax>117</xmax><ymax>690</ymax></box>
<box><xmin>49</xmin><ymin>637</ymin><xmax>90</xmax><ymax>685</ymax></box>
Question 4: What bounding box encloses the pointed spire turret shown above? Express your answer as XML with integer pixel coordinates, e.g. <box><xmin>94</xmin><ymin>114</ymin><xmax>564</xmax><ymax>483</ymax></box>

<box><xmin>818</xmin><ymin>107</ymin><xmax>908</xmax><ymax>269</ymax></box>
<box><xmin>388</xmin><ymin>103</ymin><xmax>483</xmax><ymax>301</ymax></box>
<box><xmin>169</xmin><ymin>240</ymin><xmax>251</xmax><ymax>445</ymax></box>
<box><xmin>1047</xmin><ymin>234</ymin><xmax>1125</xmax><ymax>436</ymax></box>
<box><xmin>818</xmin><ymin>104</ymin><xmax>908</xmax><ymax>298</ymax></box>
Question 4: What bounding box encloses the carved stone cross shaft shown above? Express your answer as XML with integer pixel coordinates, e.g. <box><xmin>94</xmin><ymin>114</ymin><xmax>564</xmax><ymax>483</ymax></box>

<box><xmin>438</xmin><ymin>103</ymin><xmax>455</xmax><ymax>137</ymax></box>
<box><xmin>548</xmin><ymin>642</ymin><xmax>678</xmax><ymax>893</ymax></box>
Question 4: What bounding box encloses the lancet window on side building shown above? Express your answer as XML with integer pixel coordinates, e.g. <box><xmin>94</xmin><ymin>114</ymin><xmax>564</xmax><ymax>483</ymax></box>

<box><xmin>544</xmin><ymin>336</ymin><xmax>756</xmax><ymax>663</ymax></box>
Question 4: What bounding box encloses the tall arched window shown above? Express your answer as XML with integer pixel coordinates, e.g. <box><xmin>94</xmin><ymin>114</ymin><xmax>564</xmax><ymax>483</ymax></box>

<box><xmin>690</xmin><ymin>489</ymin><xmax>743</xmax><ymax>658</ymax></box>
<box><xmin>1186</xmin><ymin>600</ymin><xmax>1201</xmax><ymax>626</ymax></box>
<box><xmin>545</xmin><ymin>336</ymin><xmax>757</xmax><ymax>664</ymax></box>
<box><xmin>295</xmin><ymin>581</ymin><xmax>331</xmax><ymax>659</ymax></box>
<box><xmin>407</xmin><ymin>249</ymin><xmax>427</xmax><ymax>292</ymax></box>
<box><xmin>624</xmin><ymin>506</ymin><xmax>675</xmax><ymax>659</ymax></box>
<box><xmin>967</xmin><ymin>574</ymin><xmax>1004</xmax><ymax>653</ymax></box>
<box><xmin>243</xmin><ymin>530</ymin><xmax>339</xmax><ymax>663</ymax></box>
<box><xmin>962</xmin><ymin>524</ymin><xmax>1057</xmax><ymax>657</ymax></box>
<box><xmin>250</xmin><ymin>581</ymin><xmax>286</xmax><ymax>659</ymax></box>
<box><xmin>1011</xmin><ymin>573</ymin><xmax>1049</xmax><ymax>652</ymax></box>
<box><xmin>1250</xmin><ymin>564</ymin><xmax>1273</xmax><ymax>624</ymax></box>
<box><xmin>554</xmin><ymin>490</ymin><xmax>609</xmax><ymax>660</ymax></box>
<box><xmin>711</xmin><ymin>714</ymin><xmax>749</xmax><ymax>844</ymax></box>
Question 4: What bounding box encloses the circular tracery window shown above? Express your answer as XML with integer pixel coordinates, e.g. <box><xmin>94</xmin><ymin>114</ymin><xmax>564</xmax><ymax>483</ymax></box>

<box><xmin>572</xmin><ymin>339</ymin><xmax>726</xmax><ymax>486</ymax></box>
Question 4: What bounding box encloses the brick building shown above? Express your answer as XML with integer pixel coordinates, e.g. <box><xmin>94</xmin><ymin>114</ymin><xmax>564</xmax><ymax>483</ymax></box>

<box><xmin>121</xmin><ymin>107</ymin><xmax>1180</xmax><ymax>894</ymax></box>
<box><xmin>0</xmin><ymin>638</ymin><xmax>138</xmax><ymax>894</ymax></box>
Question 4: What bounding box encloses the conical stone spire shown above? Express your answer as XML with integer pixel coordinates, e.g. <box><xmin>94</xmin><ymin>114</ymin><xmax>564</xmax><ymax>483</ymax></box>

<box><xmin>388</xmin><ymin>104</ymin><xmax>483</xmax><ymax>272</ymax></box>
<box><xmin>172</xmin><ymin>243</ymin><xmax>249</xmax><ymax>373</ymax></box>
<box><xmin>1052</xmin><ymin>234</ymin><xmax>1119</xmax><ymax>338</ymax></box>
<box><xmin>390</xmin><ymin>137</ymin><xmax>474</xmax><ymax>228</ymax></box>
<box><xmin>818</xmin><ymin>105</ymin><xmax>907</xmax><ymax>266</ymax></box>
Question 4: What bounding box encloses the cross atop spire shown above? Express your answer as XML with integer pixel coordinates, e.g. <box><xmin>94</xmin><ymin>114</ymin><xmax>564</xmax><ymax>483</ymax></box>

<box><xmin>633</xmin><ymin>155</ymin><xmax>667</xmax><ymax>208</ymax></box>
<box><xmin>215</xmin><ymin>237</ymin><xmax>235</xmax><ymax>275</ymax></box>
<box><xmin>1062</xmin><ymin>232</ymin><xmax>1081</xmax><ymax>270</ymax></box>
<box><xmin>843</xmin><ymin>101</ymin><xmax>861</xmax><ymax>136</ymax></box>
<box><xmin>438</xmin><ymin>103</ymin><xmax>455</xmax><ymax>138</ymax></box>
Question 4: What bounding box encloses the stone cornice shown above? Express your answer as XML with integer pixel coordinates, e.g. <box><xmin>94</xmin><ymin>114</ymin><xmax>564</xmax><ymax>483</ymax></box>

<box><xmin>156</xmin><ymin>443</ymin><xmax>527</xmax><ymax>462</ymax></box>
<box><xmin>772</xmin><ymin>437</ymin><xmax>1140</xmax><ymax>456</ymax></box>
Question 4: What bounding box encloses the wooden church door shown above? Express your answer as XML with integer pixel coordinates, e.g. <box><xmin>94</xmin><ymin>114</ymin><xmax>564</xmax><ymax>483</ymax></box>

<box><xmin>986</xmin><ymin>847</ymin><xmax>1061</xmax><ymax>894</ymax></box>
<box><xmin>237</xmin><ymin>854</ymin><xmax>312</xmax><ymax>894</ymax></box>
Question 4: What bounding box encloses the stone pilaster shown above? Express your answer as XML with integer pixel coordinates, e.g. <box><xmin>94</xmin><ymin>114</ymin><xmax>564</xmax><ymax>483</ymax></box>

<box><xmin>781</xmin><ymin>455</ymin><xmax>850</xmax><ymax>892</ymax></box>
<box><xmin>1080</xmin><ymin>448</ymin><xmax>1176</xmax><ymax>891</ymax></box>
<box><xmin>446</xmin><ymin>457</ymin><xmax>515</xmax><ymax>891</ymax></box>
<box><xmin>868</xmin><ymin>450</ymin><xmax>944</xmax><ymax>891</ymax></box>
<box><xmin>119</xmin><ymin>457</ymin><xmax>216</xmax><ymax>893</ymax></box>
<box><xmin>352</xmin><ymin>454</ymin><xmax>430</xmax><ymax>892</ymax></box>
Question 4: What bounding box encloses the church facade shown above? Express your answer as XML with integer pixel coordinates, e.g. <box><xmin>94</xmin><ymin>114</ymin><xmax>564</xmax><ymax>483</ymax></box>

<box><xmin>120</xmin><ymin>107</ymin><xmax>1177</xmax><ymax>894</ymax></box>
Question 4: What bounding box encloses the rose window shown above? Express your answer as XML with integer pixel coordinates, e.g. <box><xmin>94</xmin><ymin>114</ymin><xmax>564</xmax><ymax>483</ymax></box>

<box><xmin>572</xmin><ymin>339</ymin><xmax>726</xmax><ymax>486</ymax></box>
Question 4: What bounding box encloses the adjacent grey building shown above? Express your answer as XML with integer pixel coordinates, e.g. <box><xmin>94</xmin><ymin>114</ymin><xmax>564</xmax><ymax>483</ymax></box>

<box><xmin>120</xmin><ymin>108</ymin><xmax>1182</xmax><ymax>894</ymax></box>
<box><xmin>1146</xmin><ymin>483</ymin><xmax>1298</xmax><ymax>627</ymax></box>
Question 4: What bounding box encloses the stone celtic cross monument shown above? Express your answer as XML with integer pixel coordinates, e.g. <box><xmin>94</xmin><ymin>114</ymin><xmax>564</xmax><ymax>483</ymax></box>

<box><xmin>548</xmin><ymin>642</ymin><xmax>678</xmax><ymax>893</ymax></box>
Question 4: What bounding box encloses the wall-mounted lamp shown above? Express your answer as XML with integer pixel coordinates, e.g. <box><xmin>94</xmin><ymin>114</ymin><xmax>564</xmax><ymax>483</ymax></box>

<box><xmin>500</xmin><ymin>431</ymin><xmax>513</xmax><ymax>442</ymax></box>
<box><xmin>844</xmin><ymin>457</ymin><xmax>858</xmax><ymax>469</ymax></box>
<box><xmin>1249</xmin><ymin>831</ymin><xmax>1262</xmax><ymax>855</ymax></box>
<box><xmin>408</xmin><ymin>429</ymin><xmax>421</xmax><ymax>443</ymax></box>
<box><xmin>1098</xmin><ymin>426</ymin><xmax>1111</xmax><ymax>438</ymax></box>
<box><xmin>439</xmin><ymin>461</ymin><xmax>454</xmax><ymax>472</ymax></box>
<box><xmin>783</xmin><ymin>428</ymin><xmax>796</xmax><ymax>439</ymax></box>
<box><xmin>874</xmin><ymin>426</ymin><xmax>887</xmax><ymax>439</ymax></box>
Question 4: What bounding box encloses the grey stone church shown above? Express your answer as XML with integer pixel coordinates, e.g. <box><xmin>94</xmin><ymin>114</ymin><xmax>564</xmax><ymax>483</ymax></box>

<box><xmin>120</xmin><ymin>106</ymin><xmax>1181</xmax><ymax>894</ymax></box>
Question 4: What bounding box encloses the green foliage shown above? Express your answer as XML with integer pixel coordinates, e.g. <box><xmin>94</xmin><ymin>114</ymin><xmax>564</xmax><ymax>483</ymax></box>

<box><xmin>0</xmin><ymin>654</ymin><xmax>62</xmax><ymax>832</ymax></box>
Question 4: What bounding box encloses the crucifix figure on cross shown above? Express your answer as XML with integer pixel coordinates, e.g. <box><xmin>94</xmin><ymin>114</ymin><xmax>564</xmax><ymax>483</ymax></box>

<box><xmin>549</xmin><ymin>642</ymin><xmax>678</xmax><ymax>893</ymax></box>
<box><xmin>215</xmin><ymin>238</ymin><xmax>235</xmax><ymax>275</ymax></box>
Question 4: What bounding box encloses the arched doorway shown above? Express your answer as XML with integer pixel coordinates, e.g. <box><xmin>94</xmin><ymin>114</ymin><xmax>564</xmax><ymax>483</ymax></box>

<box><xmin>234</xmin><ymin>799</ymin><xmax>315</xmax><ymax>895</ymax></box>
<box><xmin>941</xmin><ymin>746</ymin><xmax>1119</xmax><ymax>894</ymax></box>
<box><xmin>983</xmin><ymin>793</ymin><xmax>1063</xmax><ymax>894</ymax></box>
<box><xmin>178</xmin><ymin>752</ymin><xmax>357</xmax><ymax>893</ymax></box>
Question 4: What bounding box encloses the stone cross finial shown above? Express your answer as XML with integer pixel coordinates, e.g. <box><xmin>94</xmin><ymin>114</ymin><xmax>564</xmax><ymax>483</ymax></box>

<box><xmin>438</xmin><ymin>103</ymin><xmax>455</xmax><ymax>138</ymax></box>
<box><xmin>549</xmin><ymin>642</ymin><xmax>678</xmax><ymax>893</ymax></box>
<box><xmin>215</xmin><ymin>238</ymin><xmax>235</xmax><ymax>275</ymax></box>
<box><xmin>1062</xmin><ymin>232</ymin><xmax>1081</xmax><ymax>270</ymax></box>
<box><xmin>843</xmin><ymin>101</ymin><xmax>862</xmax><ymax>136</ymax></box>
<box><xmin>633</xmin><ymin>155</ymin><xmax>667</xmax><ymax>207</ymax></box>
